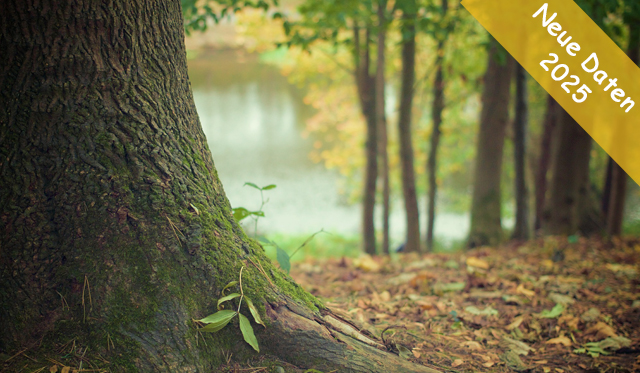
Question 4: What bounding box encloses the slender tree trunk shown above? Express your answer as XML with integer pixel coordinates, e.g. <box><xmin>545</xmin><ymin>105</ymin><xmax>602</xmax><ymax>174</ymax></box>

<box><xmin>0</xmin><ymin>2</ymin><xmax>440</xmax><ymax>372</ymax></box>
<box><xmin>542</xmin><ymin>107</ymin><xmax>593</xmax><ymax>235</ymax></box>
<box><xmin>605</xmin><ymin>23</ymin><xmax>639</xmax><ymax>236</ymax></box>
<box><xmin>354</xmin><ymin>26</ymin><xmax>378</xmax><ymax>255</ymax></box>
<box><xmin>534</xmin><ymin>95</ymin><xmax>557</xmax><ymax>232</ymax></box>
<box><xmin>468</xmin><ymin>40</ymin><xmax>514</xmax><ymax>247</ymax></box>
<box><xmin>511</xmin><ymin>63</ymin><xmax>529</xmax><ymax>240</ymax></box>
<box><xmin>398</xmin><ymin>0</ymin><xmax>421</xmax><ymax>253</ymax></box>
<box><xmin>376</xmin><ymin>0</ymin><xmax>390</xmax><ymax>254</ymax></box>
<box><xmin>426</xmin><ymin>0</ymin><xmax>448</xmax><ymax>252</ymax></box>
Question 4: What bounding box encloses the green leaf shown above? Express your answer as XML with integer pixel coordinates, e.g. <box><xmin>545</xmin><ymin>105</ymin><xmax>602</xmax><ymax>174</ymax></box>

<box><xmin>198</xmin><ymin>310</ymin><xmax>237</xmax><ymax>332</ymax></box>
<box><xmin>465</xmin><ymin>306</ymin><xmax>499</xmax><ymax>317</ymax></box>
<box><xmin>397</xmin><ymin>344</ymin><xmax>412</xmax><ymax>359</ymax></box>
<box><xmin>257</xmin><ymin>236</ymin><xmax>274</xmax><ymax>245</ymax></box>
<box><xmin>539</xmin><ymin>304</ymin><xmax>565</xmax><ymax>319</ymax></box>
<box><xmin>239</xmin><ymin>313</ymin><xmax>260</xmax><ymax>352</ymax></box>
<box><xmin>276</xmin><ymin>246</ymin><xmax>291</xmax><ymax>273</ymax></box>
<box><xmin>233</xmin><ymin>207</ymin><xmax>251</xmax><ymax>222</ymax></box>
<box><xmin>222</xmin><ymin>281</ymin><xmax>238</xmax><ymax>294</ymax></box>
<box><xmin>261</xmin><ymin>184</ymin><xmax>276</xmax><ymax>190</ymax></box>
<box><xmin>568</xmin><ymin>235</ymin><xmax>579</xmax><ymax>244</ymax></box>
<box><xmin>245</xmin><ymin>297</ymin><xmax>265</xmax><ymax>327</ymax></box>
<box><xmin>244</xmin><ymin>182</ymin><xmax>260</xmax><ymax>190</ymax></box>
<box><xmin>250</xmin><ymin>210</ymin><xmax>265</xmax><ymax>217</ymax></box>
<box><xmin>217</xmin><ymin>293</ymin><xmax>241</xmax><ymax>310</ymax></box>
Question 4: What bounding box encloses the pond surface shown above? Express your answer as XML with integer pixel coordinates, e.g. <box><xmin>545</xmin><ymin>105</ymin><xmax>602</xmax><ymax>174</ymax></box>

<box><xmin>188</xmin><ymin>49</ymin><xmax>469</xmax><ymax>246</ymax></box>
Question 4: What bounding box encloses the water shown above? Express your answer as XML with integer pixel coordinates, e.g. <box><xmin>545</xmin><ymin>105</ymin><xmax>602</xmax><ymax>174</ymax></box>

<box><xmin>188</xmin><ymin>49</ymin><xmax>470</xmax><ymax>246</ymax></box>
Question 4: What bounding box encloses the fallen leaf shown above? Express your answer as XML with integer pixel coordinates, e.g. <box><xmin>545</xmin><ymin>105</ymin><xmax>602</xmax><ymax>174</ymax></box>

<box><xmin>585</xmin><ymin>321</ymin><xmax>617</xmax><ymax>339</ymax></box>
<box><xmin>501</xmin><ymin>336</ymin><xmax>535</xmax><ymax>355</ymax></box>
<box><xmin>465</xmin><ymin>306</ymin><xmax>498</xmax><ymax>317</ymax></box>
<box><xmin>451</xmin><ymin>359</ymin><xmax>464</xmax><ymax>367</ymax></box>
<box><xmin>466</xmin><ymin>257</ymin><xmax>489</xmax><ymax>270</ymax></box>
<box><xmin>516</xmin><ymin>283</ymin><xmax>535</xmax><ymax>297</ymax></box>
<box><xmin>581</xmin><ymin>307</ymin><xmax>601</xmax><ymax>322</ymax></box>
<box><xmin>546</xmin><ymin>336</ymin><xmax>572</xmax><ymax>347</ymax></box>
<box><xmin>461</xmin><ymin>340</ymin><xmax>484</xmax><ymax>350</ymax></box>
<box><xmin>507</xmin><ymin>316</ymin><xmax>524</xmax><ymax>330</ymax></box>
<box><xmin>548</xmin><ymin>293</ymin><xmax>575</xmax><ymax>306</ymax></box>
<box><xmin>353</xmin><ymin>255</ymin><xmax>381</xmax><ymax>272</ymax></box>
<box><xmin>538</xmin><ymin>304</ymin><xmax>565</xmax><ymax>319</ymax></box>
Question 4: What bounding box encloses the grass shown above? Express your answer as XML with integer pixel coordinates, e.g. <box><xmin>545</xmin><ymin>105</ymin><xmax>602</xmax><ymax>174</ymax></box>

<box><xmin>258</xmin><ymin>231</ymin><xmax>467</xmax><ymax>266</ymax></box>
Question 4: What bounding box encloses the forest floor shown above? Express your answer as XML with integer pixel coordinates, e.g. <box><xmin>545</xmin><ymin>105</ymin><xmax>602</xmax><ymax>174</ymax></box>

<box><xmin>279</xmin><ymin>236</ymin><xmax>640</xmax><ymax>373</ymax></box>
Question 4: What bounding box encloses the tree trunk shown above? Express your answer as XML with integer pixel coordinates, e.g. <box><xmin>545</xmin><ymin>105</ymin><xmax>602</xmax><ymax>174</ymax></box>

<box><xmin>604</xmin><ymin>23</ymin><xmax>639</xmax><ymax>236</ymax></box>
<box><xmin>376</xmin><ymin>0</ymin><xmax>390</xmax><ymax>254</ymax></box>
<box><xmin>355</xmin><ymin>26</ymin><xmax>379</xmax><ymax>256</ymax></box>
<box><xmin>511</xmin><ymin>63</ymin><xmax>529</xmax><ymax>240</ymax></box>
<box><xmin>534</xmin><ymin>95</ymin><xmax>557</xmax><ymax>232</ymax></box>
<box><xmin>0</xmin><ymin>2</ymin><xmax>439</xmax><ymax>372</ymax></box>
<box><xmin>542</xmin><ymin>107</ymin><xmax>593</xmax><ymax>235</ymax></box>
<box><xmin>468</xmin><ymin>40</ymin><xmax>514</xmax><ymax>247</ymax></box>
<box><xmin>426</xmin><ymin>0</ymin><xmax>448</xmax><ymax>252</ymax></box>
<box><xmin>398</xmin><ymin>1</ymin><xmax>421</xmax><ymax>253</ymax></box>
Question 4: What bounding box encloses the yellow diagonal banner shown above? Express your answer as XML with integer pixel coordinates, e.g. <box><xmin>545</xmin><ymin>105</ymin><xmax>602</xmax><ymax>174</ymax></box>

<box><xmin>462</xmin><ymin>0</ymin><xmax>640</xmax><ymax>186</ymax></box>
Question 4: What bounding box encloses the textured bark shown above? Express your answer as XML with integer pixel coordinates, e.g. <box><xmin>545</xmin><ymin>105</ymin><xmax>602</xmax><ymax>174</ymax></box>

<box><xmin>511</xmin><ymin>63</ymin><xmax>530</xmax><ymax>240</ymax></box>
<box><xmin>0</xmin><ymin>1</ymin><xmax>439</xmax><ymax>372</ymax></box>
<box><xmin>426</xmin><ymin>0</ymin><xmax>448</xmax><ymax>252</ymax></box>
<box><xmin>542</xmin><ymin>108</ymin><xmax>593</xmax><ymax>235</ymax></box>
<box><xmin>468</xmin><ymin>41</ymin><xmax>514</xmax><ymax>247</ymax></box>
<box><xmin>398</xmin><ymin>1</ymin><xmax>421</xmax><ymax>253</ymax></box>
<box><xmin>605</xmin><ymin>23</ymin><xmax>638</xmax><ymax>237</ymax></box>
<box><xmin>376</xmin><ymin>0</ymin><xmax>390</xmax><ymax>254</ymax></box>
<box><xmin>355</xmin><ymin>26</ymin><xmax>379</xmax><ymax>255</ymax></box>
<box><xmin>534</xmin><ymin>95</ymin><xmax>557</xmax><ymax>232</ymax></box>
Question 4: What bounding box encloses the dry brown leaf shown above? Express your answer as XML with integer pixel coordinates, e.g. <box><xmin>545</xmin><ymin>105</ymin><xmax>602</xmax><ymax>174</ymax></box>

<box><xmin>49</xmin><ymin>366</ymin><xmax>58</xmax><ymax>373</ymax></box>
<box><xmin>461</xmin><ymin>341</ymin><xmax>483</xmax><ymax>350</ymax></box>
<box><xmin>482</xmin><ymin>361</ymin><xmax>495</xmax><ymax>367</ymax></box>
<box><xmin>507</xmin><ymin>316</ymin><xmax>524</xmax><ymax>330</ymax></box>
<box><xmin>585</xmin><ymin>321</ymin><xmax>617</xmax><ymax>339</ymax></box>
<box><xmin>61</xmin><ymin>367</ymin><xmax>70</xmax><ymax>373</ymax></box>
<box><xmin>516</xmin><ymin>283</ymin><xmax>535</xmax><ymax>297</ymax></box>
<box><xmin>546</xmin><ymin>336</ymin><xmax>572</xmax><ymax>347</ymax></box>
<box><xmin>466</xmin><ymin>257</ymin><xmax>489</xmax><ymax>269</ymax></box>
<box><xmin>412</xmin><ymin>349</ymin><xmax>422</xmax><ymax>358</ymax></box>
<box><xmin>451</xmin><ymin>359</ymin><xmax>464</xmax><ymax>367</ymax></box>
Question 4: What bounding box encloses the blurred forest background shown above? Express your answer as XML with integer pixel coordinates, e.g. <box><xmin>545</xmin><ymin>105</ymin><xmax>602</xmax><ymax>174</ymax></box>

<box><xmin>181</xmin><ymin>0</ymin><xmax>640</xmax><ymax>259</ymax></box>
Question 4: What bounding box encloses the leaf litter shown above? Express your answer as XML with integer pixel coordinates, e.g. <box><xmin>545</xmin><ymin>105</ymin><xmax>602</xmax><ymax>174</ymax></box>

<box><xmin>289</xmin><ymin>237</ymin><xmax>640</xmax><ymax>372</ymax></box>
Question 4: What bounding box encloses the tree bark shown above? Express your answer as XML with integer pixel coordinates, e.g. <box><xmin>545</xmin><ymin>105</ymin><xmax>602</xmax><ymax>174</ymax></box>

<box><xmin>534</xmin><ymin>95</ymin><xmax>557</xmax><ymax>232</ymax></box>
<box><xmin>511</xmin><ymin>63</ymin><xmax>530</xmax><ymax>240</ymax></box>
<box><xmin>468</xmin><ymin>40</ymin><xmax>514</xmax><ymax>247</ymax></box>
<box><xmin>426</xmin><ymin>0</ymin><xmax>448</xmax><ymax>252</ymax></box>
<box><xmin>398</xmin><ymin>0</ymin><xmax>421</xmax><ymax>253</ymax></box>
<box><xmin>604</xmin><ymin>23</ymin><xmax>639</xmax><ymax>237</ymax></box>
<box><xmin>0</xmin><ymin>1</ymin><xmax>439</xmax><ymax>372</ymax></box>
<box><xmin>376</xmin><ymin>0</ymin><xmax>390</xmax><ymax>254</ymax></box>
<box><xmin>542</xmin><ymin>107</ymin><xmax>593</xmax><ymax>235</ymax></box>
<box><xmin>355</xmin><ymin>25</ymin><xmax>379</xmax><ymax>255</ymax></box>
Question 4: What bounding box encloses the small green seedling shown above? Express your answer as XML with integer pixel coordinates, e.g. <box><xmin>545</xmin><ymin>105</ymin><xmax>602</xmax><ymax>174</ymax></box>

<box><xmin>259</xmin><ymin>229</ymin><xmax>326</xmax><ymax>274</ymax></box>
<box><xmin>195</xmin><ymin>267</ymin><xmax>265</xmax><ymax>352</ymax></box>
<box><xmin>232</xmin><ymin>182</ymin><xmax>276</xmax><ymax>237</ymax></box>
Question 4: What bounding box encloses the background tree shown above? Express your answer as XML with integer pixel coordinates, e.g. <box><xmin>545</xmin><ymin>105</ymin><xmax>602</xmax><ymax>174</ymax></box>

<box><xmin>468</xmin><ymin>39</ymin><xmax>514</xmax><ymax>247</ymax></box>
<box><xmin>376</xmin><ymin>0</ymin><xmax>391</xmax><ymax>254</ymax></box>
<box><xmin>604</xmin><ymin>3</ymin><xmax>640</xmax><ymax>236</ymax></box>
<box><xmin>425</xmin><ymin>0</ymin><xmax>450</xmax><ymax>251</ymax></box>
<box><xmin>397</xmin><ymin>0</ymin><xmax>421</xmax><ymax>253</ymax></box>
<box><xmin>511</xmin><ymin>63</ymin><xmax>530</xmax><ymax>240</ymax></box>
<box><xmin>0</xmin><ymin>1</ymin><xmax>440</xmax><ymax>371</ymax></box>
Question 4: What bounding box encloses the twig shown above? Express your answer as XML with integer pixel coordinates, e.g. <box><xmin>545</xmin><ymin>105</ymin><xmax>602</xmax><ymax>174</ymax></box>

<box><xmin>237</xmin><ymin>266</ymin><xmax>245</xmax><ymax>313</ymax></box>
<box><xmin>246</xmin><ymin>257</ymin><xmax>275</xmax><ymax>288</ymax></box>
<box><xmin>4</xmin><ymin>348</ymin><xmax>28</xmax><ymax>362</ymax></box>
